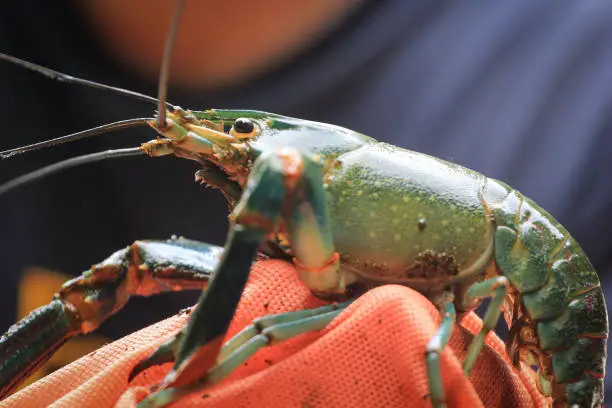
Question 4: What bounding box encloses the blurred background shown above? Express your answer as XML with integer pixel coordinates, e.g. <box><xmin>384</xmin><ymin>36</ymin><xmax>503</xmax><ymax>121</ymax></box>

<box><xmin>1</xmin><ymin>0</ymin><xmax>611</xmax><ymax>397</ymax></box>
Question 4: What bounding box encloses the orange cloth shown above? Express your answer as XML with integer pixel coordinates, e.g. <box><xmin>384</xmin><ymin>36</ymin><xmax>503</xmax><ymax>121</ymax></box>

<box><xmin>3</xmin><ymin>259</ymin><xmax>549</xmax><ymax>408</ymax></box>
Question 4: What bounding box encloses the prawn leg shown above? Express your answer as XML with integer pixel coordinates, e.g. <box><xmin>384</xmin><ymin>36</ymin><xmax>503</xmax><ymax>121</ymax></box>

<box><xmin>138</xmin><ymin>148</ymin><xmax>340</xmax><ymax>407</ymax></box>
<box><xmin>0</xmin><ymin>238</ymin><xmax>222</xmax><ymax>398</ymax></box>
<box><xmin>426</xmin><ymin>301</ymin><xmax>457</xmax><ymax>408</ymax></box>
<box><xmin>462</xmin><ymin>276</ymin><xmax>509</xmax><ymax>375</ymax></box>
<box><xmin>140</xmin><ymin>302</ymin><xmax>352</xmax><ymax>407</ymax></box>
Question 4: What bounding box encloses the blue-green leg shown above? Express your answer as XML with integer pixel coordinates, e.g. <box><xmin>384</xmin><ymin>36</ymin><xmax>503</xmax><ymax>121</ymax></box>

<box><xmin>144</xmin><ymin>302</ymin><xmax>352</xmax><ymax>406</ymax></box>
<box><xmin>462</xmin><ymin>276</ymin><xmax>508</xmax><ymax>375</ymax></box>
<box><xmin>426</xmin><ymin>301</ymin><xmax>456</xmax><ymax>408</ymax></box>
<box><xmin>212</xmin><ymin>301</ymin><xmax>352</xmax><ymax>381</ymax></box>
<box><xmin>0</xmin><ymin>237</ymin><xmax>221</xmax><ymax>398</ymax></box>
<box><xmin>137</xmin><ymin>149</ymin><xmax>340</xmax><ymax>407</ymax></box>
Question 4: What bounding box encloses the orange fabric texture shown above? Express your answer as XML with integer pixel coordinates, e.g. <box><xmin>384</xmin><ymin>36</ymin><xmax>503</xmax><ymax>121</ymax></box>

<box><xmin>4</xmin><ymin>259</ymin><xmax>550</xmax><ymax>408</ymax></box>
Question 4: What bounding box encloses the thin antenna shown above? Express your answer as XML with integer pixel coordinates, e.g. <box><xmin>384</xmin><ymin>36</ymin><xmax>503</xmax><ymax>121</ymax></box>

<box><xmin>0</xmin><ymin>118</ymin><xmax>153</xmax><ymax>159</ymax></box>
<box><xmin>157</xmin><ymin>0</ymin><xmax>187</xmax><ymax>129</ymax></box>
<box><xmin>0</xmin><ymin>147</ymin><xmax>145</xmax><ymax>197</ymax></box>
<box><xmin>0</xmin><ymin>53</ymin><xmax>172</xmax><ymax>109</ymax></box>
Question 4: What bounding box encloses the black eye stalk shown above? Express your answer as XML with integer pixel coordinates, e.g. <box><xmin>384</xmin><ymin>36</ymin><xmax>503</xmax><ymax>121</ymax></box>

<box><xmin>233</xmin><ymin>118</ymin><xmax>255</xmax><ymax>134</ymax></box>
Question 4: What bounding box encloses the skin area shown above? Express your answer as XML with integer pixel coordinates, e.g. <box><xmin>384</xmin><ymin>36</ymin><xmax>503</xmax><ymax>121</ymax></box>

<box><xmin>79</xmin><ymin>0</ymin><xmax>364</xmax><ymax>89</ymax></box>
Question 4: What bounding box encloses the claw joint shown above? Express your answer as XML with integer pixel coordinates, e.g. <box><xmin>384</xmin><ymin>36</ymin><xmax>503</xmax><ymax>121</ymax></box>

<box><xmin>293</xmin><ymin>252</ymin><xmax>340</xmax><ymax>273</ymax></box>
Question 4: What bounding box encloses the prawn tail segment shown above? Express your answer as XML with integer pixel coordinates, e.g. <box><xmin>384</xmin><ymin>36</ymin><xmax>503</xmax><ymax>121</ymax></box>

<box><xmin>536</xmin><ymin>237</ymin><xmax>607</xmax><ymax>408</ymax></box>
<box><xmin>490</xmin><ymin>189</ymin><xmax>607</xmax><ymax>407</ymax></box>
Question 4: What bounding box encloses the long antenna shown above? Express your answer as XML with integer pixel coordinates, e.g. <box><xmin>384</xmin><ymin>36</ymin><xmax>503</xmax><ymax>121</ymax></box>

<box><xmin>157</xmin><ymin>0</ymin><xmax>186</xmax><ymax>129</ymax></box>
<box><xmin>0</xmin><ymin>0</ymin><xmax>189</xmax><ymax>194</ymax></box>
<box><xmin>0</xmin><ymin>52</ymin><xmax>172</xmax><ymax>110</ymax></box>
<box><xmin>0</xmin><ymin>118</ymin><xmax>153</xmax><ymax>159</ymax></box>
<box><xmin>0</xmin><ymin>147</ymin><xmax>145</xmax><ymax>197</ymax></box>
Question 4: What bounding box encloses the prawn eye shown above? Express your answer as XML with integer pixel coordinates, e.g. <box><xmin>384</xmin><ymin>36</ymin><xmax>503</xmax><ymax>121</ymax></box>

<box><xmin>233</xmin><ymin>118</ymin><xmax>254</xmax><ymax>134</ymax></box>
